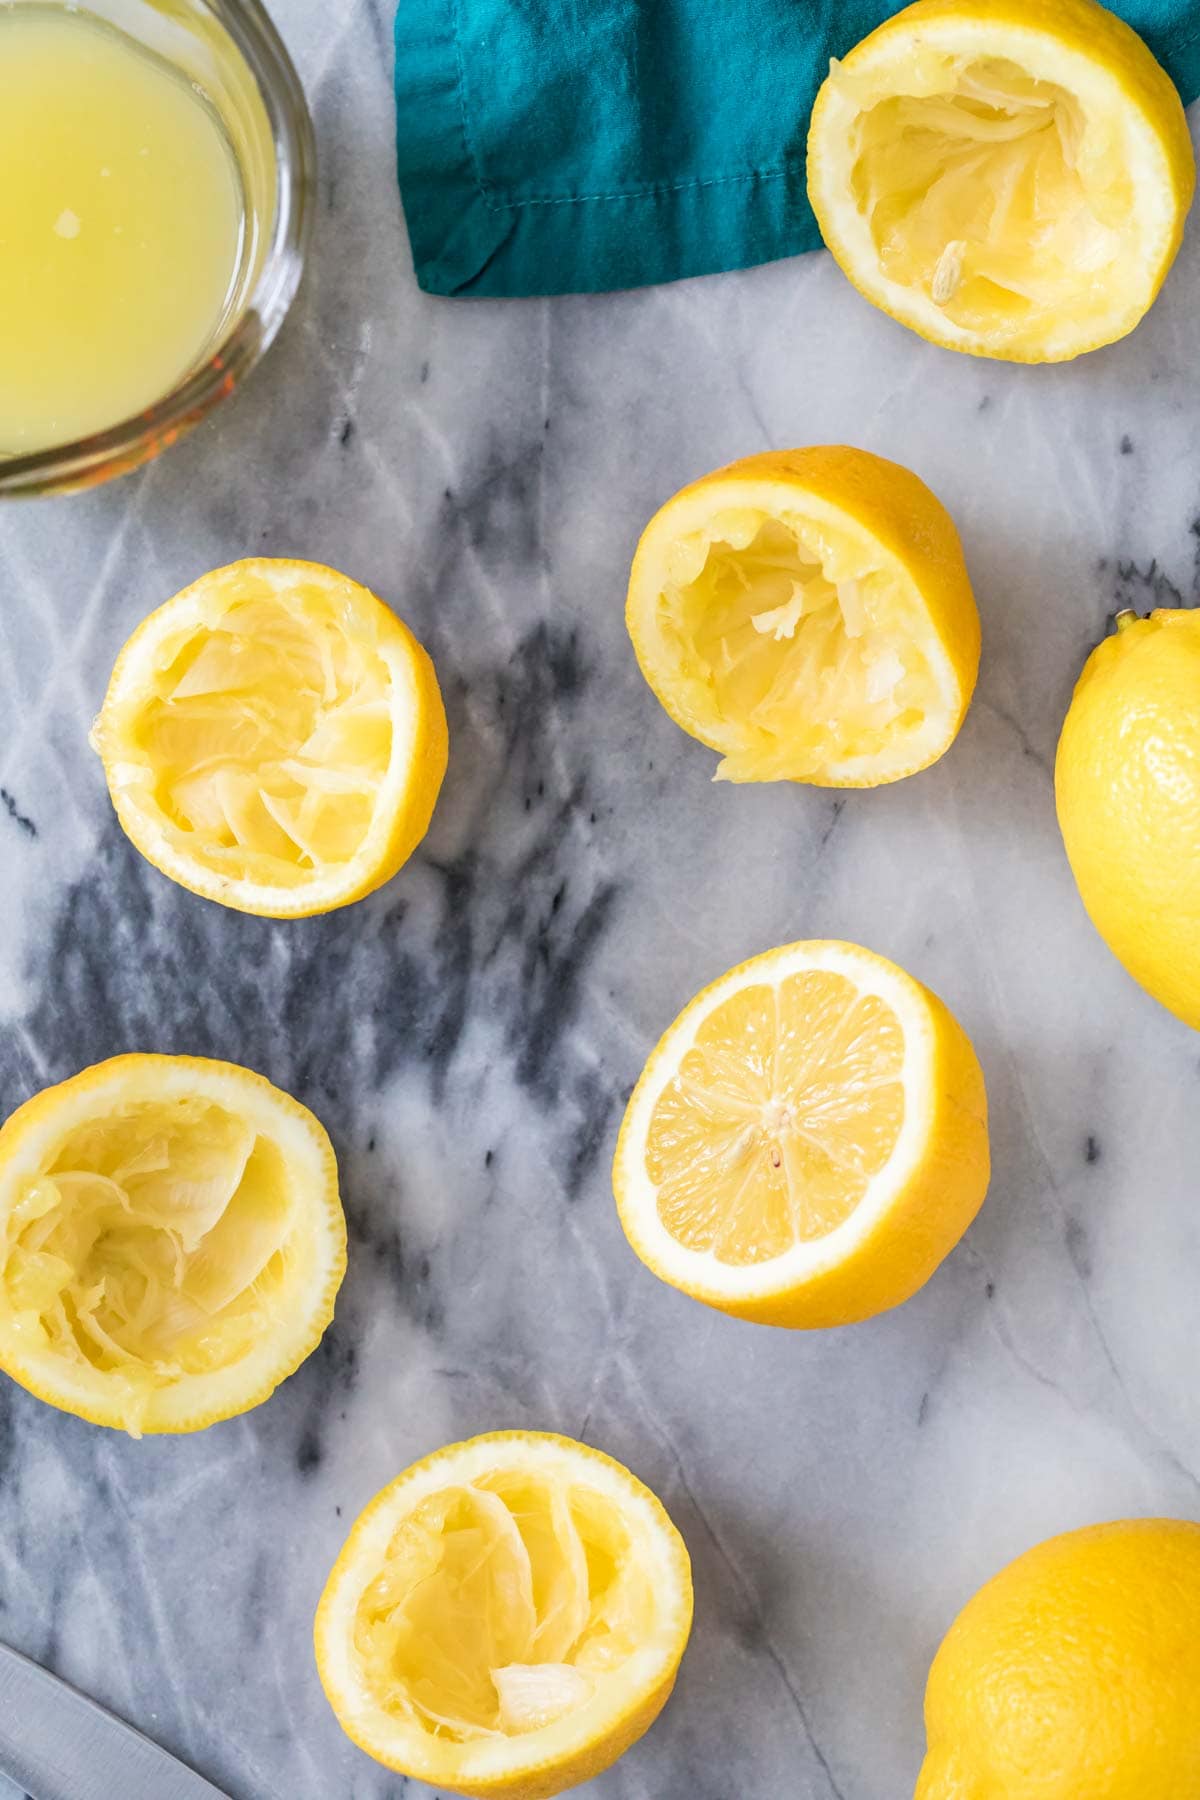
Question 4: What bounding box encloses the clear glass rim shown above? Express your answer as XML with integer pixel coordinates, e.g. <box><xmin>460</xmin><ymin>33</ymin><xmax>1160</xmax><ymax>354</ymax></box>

<box><xmin>0</xmin><ymin>0</ymin><xmax>315</xmax><ymax>499</ymax></box>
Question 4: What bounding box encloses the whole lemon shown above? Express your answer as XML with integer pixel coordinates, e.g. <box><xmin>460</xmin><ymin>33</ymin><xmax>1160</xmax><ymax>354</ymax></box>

<box><xmin>1056</xmin><ymin>609</ymin><xmax>1200</xmax><ymax>1029</ymax></box>
<box><xmin>916</xmin><ymin>1519</ymin><xmax>1200</xmax><ymax>1799</ymax></box>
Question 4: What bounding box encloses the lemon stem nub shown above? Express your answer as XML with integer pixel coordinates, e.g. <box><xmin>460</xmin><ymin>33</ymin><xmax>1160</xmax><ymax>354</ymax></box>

<box><xmin>1114</xmin><ymin>609</ymin><xmax>1140</xmax><ymax>632</ymax></box>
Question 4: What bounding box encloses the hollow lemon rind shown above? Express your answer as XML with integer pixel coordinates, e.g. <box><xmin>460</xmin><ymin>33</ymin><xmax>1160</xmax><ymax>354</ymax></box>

<box><xmin>626</xmin><ymin>447</ymin><xmax>980</xmax><ymax>787</ymax></box>
<box><xmin>0</xmin><ymin>1053</ymin><xmax>346</xmax><ymax>1433</ymax></box>
<box><xmin>314</xmin><ymin>1430</ymin><xmax>694</xmax><ymax>1800</ymax></box>
<box><xmin>613</xmin><ymin>940</ymin><xmax>990</xmax><ymax>1328</ymax></box>
<box><xmin>94</xmin><ymin>557</ymin><xmax>449</xmax><ymax>919</ymax></box>
<box><xmin>807</xmin><ymin>0</ymin><xmax>1196</xmax><ymax>364</ymax></box>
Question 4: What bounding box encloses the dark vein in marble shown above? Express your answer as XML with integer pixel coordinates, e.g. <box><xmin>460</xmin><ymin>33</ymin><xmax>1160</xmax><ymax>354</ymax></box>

<box><xmin>441</xmin><ymin>439</ymin><xmax>548</xmax><ymax>571</ymax></box>
<box><xmin>631</xmin><ymin>1385</ymin><xmax>847</xmax><ymax>1800</ymax></box>
<box><xmin>358</xmin><ymin>0</ymin><xmax>389</xmax><ymax>59</ymax></box>
<box><xmin>0</xmin><ymin>1386</ymin><xmax>14</xmax><ymax>1483</ymax></box>
<box><xmin>818</xmin><ymin>796</ymin><xmax>846</xmax><ymax>850</ymax></box>
<box><xmin>976</xmin><ymin>696</ymin><xmax>1052</xmax><ymax>777</ymax></box>
<box><xmin>1114</xmin><ymin>557</ymin><xmax>1184</xmax><ymax>612</ymax></box>
<box><xmin>979</xmin><ymin>1207</ymin><xmax>1200</xmax><ymax>1499</ymax></box>
<box><xmin>1063</xmin><ymin>1214</ymin><xmax>1092</xmax><ymax>1280</ymax></box>
<box><xmin>0</xmin><ymin>789</ymin><xmax>36</xmax><ymax>840</ymax></box>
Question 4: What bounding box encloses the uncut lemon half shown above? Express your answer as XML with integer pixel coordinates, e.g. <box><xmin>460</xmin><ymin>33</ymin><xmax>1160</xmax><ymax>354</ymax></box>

<box><xmin>807</xmin><ymin>0</ymin><xmax>1195</xmax><ymax>362</ymax></box>
<box><xmin>626</xmin><ymin>447</ymin><xmax>979</xmax><ymax>786</ymax></box>
<box><xmin>613</xmin><ymin>940</ymin><xmax>989</xmax><ymax>1328</ymax></box>
<box><xmin>1056</xmin><ymin>608</ymin><xmax>1200</xmax><ymax>1030</ymax></box>
<box><xmin>93</xmin><ymin>558</ymin><xmax>449</xmax><ymax>918</ymax></box>
<box><xmin>0</xmin><ymin>1054</ymin><xmax>345</xmax><ymax>1436</ymax></box>
<box><xmin>917</xmin><ymin>1519</ymin><xmax>1200</xmax><ymax>1800</ymax></box>
<box><xmin>314</xmin><ymin>1431</ymin><xmax>693</xmax><ymax>1800</ymax></box>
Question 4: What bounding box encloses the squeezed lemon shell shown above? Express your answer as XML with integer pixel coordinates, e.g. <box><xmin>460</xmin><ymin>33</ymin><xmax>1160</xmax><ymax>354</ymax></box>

<box><xmin>93</xmin><ymin>557</ymin><xmax>449</xmax><ymax>919</ymax></box>
<box><xmin>626</xmin><ymin>447</ymin><xmax>980</xmax><ymax>786</ymax></box>
<box><xmin>613</xmin><ymin>940</ymin><xmax>990</xmax><ymax>1327</ymax></box>
<box><xmin>0</xmin><ymin>1053</ymin><xmax>346</xmax><ymax>1433</ymax></box>
<box><xmin>807</xmin><ymin>0</ymin><xmax>1195</xmax><ymax>362</ymax></box>
<box><xmin>314</xmin><ymin>1430</ymin><xmax>693</xmax><ymax>1800</ymax></box>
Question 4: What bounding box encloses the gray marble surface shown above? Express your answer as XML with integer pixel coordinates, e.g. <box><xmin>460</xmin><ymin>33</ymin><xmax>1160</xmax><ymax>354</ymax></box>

<box><xmin>3</xmin><ymin>6</ymin><xmax>1200</xmax><ymax>1798</ymax></box>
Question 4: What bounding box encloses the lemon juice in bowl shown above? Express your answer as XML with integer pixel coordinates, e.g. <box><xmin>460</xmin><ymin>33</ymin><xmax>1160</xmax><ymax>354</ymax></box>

<box><xmin>0</xmin><ymin>0</ymin><xmax>312</xmax><ymax>493</ymax></box>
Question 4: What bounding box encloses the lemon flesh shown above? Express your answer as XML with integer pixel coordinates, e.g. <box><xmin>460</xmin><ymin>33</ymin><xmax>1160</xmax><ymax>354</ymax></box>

<box><xmin>354</xmin><ymin>1470</ymin><xmax>654</xmax><ymax>1744</ymax></box>
<box><xmin>661</xmin><ymin>513</ymin><xmax>941</xmax><ymax>782</ymax></box>
<box><xmin>0</xmin><ymin>1057</ymin><xmax>344</xmax><ymax>1434</ymax></box>
<box><xmin>647</xmin><ymin>972</ymin><xmax>905</xmax><ymax>1262</ymax></box>
<box><xmin>95</xmin><ymin>560</ymin><xmax>448</xmax><ymax>918</ymax></box>
<box><xmin>850</xmin><ymin>57</ymin><xmax>1134</xmax><ymax>328</ymax></box>
<box><xmin>133</xmin><ymin>594</ymin><xmax>393</xmax><ymax>878</ymax></box>
<box><xmin>316</xmin><ymin>1433</ymin><xmax>693</xmax><ymax>1799</ymax></box>
<box><xmin>808</xmin><ymin>0</ymin><xmax>1195</xmax><ymax>361</ymax></box>
<box><xmin>627</xmin><ymin>449</ymin><xmax>978</xmax><ymax>788</ymax></box>
<box><xmin>614</xmin><ymin>940</ymin><xmax>989</xmax><ymax>1328</ymax></box>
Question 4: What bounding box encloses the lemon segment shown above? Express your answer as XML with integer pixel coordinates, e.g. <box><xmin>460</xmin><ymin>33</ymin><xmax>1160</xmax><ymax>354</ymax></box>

<box><xmin>614</xmin><ymin>940</ymin><xmax>989</xmax><ymax>1327</ymax></box>
<box><xmin>315</xmin><ymin>1432</ymin><xmax>693</xmax><ymax>1800</ymax></box>
<box><xmin>93</xmin><ymin>558</ymin><xmax>449</xmax><ymax>918</ymax></box>
<box><xmin>626</xmin><ymin>448</ymin><xmax>979</xmax><ymax>786</ymax></box>
<box><xmin>807</xmin><ymin>0</ymin><xmax>1195</xmax><ymax>362</ymax></box>
<box><xmin>1055</xmin><ymin>608</ymin><xmax>1200</xmax><ymax>1029</ymax></box>
<box><xmin>647</xmin><ymin>971</ymin><xmax>906</xmax><ymax>1261</ymax></box>
<box><xmin>918</xmin><ymin>1519</ymin><xmax>1200</xmax><ymax>1799</ymax></box>
<box><xmin>0</xmin><ymin>1055</ymin><xmax>345</xmax><ymax>1435</ymax></box>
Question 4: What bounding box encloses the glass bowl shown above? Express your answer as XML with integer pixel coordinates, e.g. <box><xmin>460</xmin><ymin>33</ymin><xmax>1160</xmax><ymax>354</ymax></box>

<box><xmin>0</xmin><ymin>0</ymin><xmax>314</xmax><ymax>499</ymax></box>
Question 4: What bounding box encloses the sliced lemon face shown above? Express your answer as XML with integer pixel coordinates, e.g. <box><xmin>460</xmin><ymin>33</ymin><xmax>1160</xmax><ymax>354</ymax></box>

<box><xmin>93</xmin><ymin>558</ymin><xmax>449</xmax><ymax>918</ymax></box>
<box><xmin>614</xmin><ymin>940</ymin><xmax>989</xmax><ymax>1327</ymax></box>
<box><xmin>626</xmin><ymin>448</ymin><xmax>979</xmax><ymax>786</ymax></box>
<box><xmin>0</xmin><ymin>1055</ymin><xmax>345</xmax><ymax>1435</ymax></box>
<box><xmin>808</xmin><ymin>0</ymin><xmax>1195</xmax><ymax>362</ymax></box>
<box><xmin>315</xmin><ymin>1432</ymin><xmax>693</xmax><ymax>1800</ymax></box>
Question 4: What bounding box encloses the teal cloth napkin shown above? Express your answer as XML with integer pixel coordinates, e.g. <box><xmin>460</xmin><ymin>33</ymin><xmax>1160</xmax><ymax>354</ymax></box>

<box><xmin>394</xmin><ymin>2</ymin><xmax>1200</xmax><ymax>298</ymax></box>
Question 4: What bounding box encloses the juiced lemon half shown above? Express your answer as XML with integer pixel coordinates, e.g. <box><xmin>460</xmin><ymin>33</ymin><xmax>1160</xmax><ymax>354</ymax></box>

<box><xmin>807</xmin><ymin>0</ymin><xmax>1195</xmax><ymax>362</ymax></box>
<box><xmin>0</xmin><ymin>1054</ymin><xmax>345</xmax><ymax>1435</ymax></box>
<box><xmin>626</xmin><ymin>448</ymin><xmax>979</xmax><ymax>785</ymax></box>
<box><xmin>613</xmin><ymin>940</ymin><xmax>989</xmax><ymax>1327</ymax></box>
<box><xmin>315</xmin><ymin>1431</ymin><xmax>693</xmax><ymax>1800</ymax></box>
<box><xmin>93</xmin><ymin>558</ymin><xmax>448</xmax><ymax>918</ymax></box>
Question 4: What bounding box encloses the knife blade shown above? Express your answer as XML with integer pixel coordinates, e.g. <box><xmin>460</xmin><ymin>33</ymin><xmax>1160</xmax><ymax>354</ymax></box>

<box><xmin>0</xmin><ymin>1641</ymin><xmax>232</xmax><ymax>1800</ymax></box>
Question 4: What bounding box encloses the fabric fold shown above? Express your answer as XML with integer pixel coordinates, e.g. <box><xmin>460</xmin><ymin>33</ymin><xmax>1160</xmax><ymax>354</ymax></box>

<box><xmin>394</xmin><ymin>0</ymin><xmax>1200</xmax><ymax>298</ymax></box>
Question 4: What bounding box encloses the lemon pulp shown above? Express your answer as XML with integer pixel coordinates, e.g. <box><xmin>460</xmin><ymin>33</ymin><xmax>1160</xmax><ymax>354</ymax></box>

<box><xmin>0</xmin><ymin>1097</ymin><xmax>296</xmax><ymax>1423</ymax></box>
<box><xmin>646</xmin><ymin>971</ymin><xmax>906</xmax><ymax>1262</ymax></box>
<box><xmin>661</xmin><ymin>510</ymin><xmax>939</xmax><ymax>780</ymax></box>
<box><xmin>110</xmin><ymin>576</ymin><xmax>394</xmax><ymax>886</ymax></box>
<box><xmin>354</xmin><ymin>1469</ymin><xmax>656</xmax><ymax>1742</ymax></box>
<box><xmin>845</xmin><ymin>54</ymin><xmax>1130</xmax><ymax>329</ymax></box>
